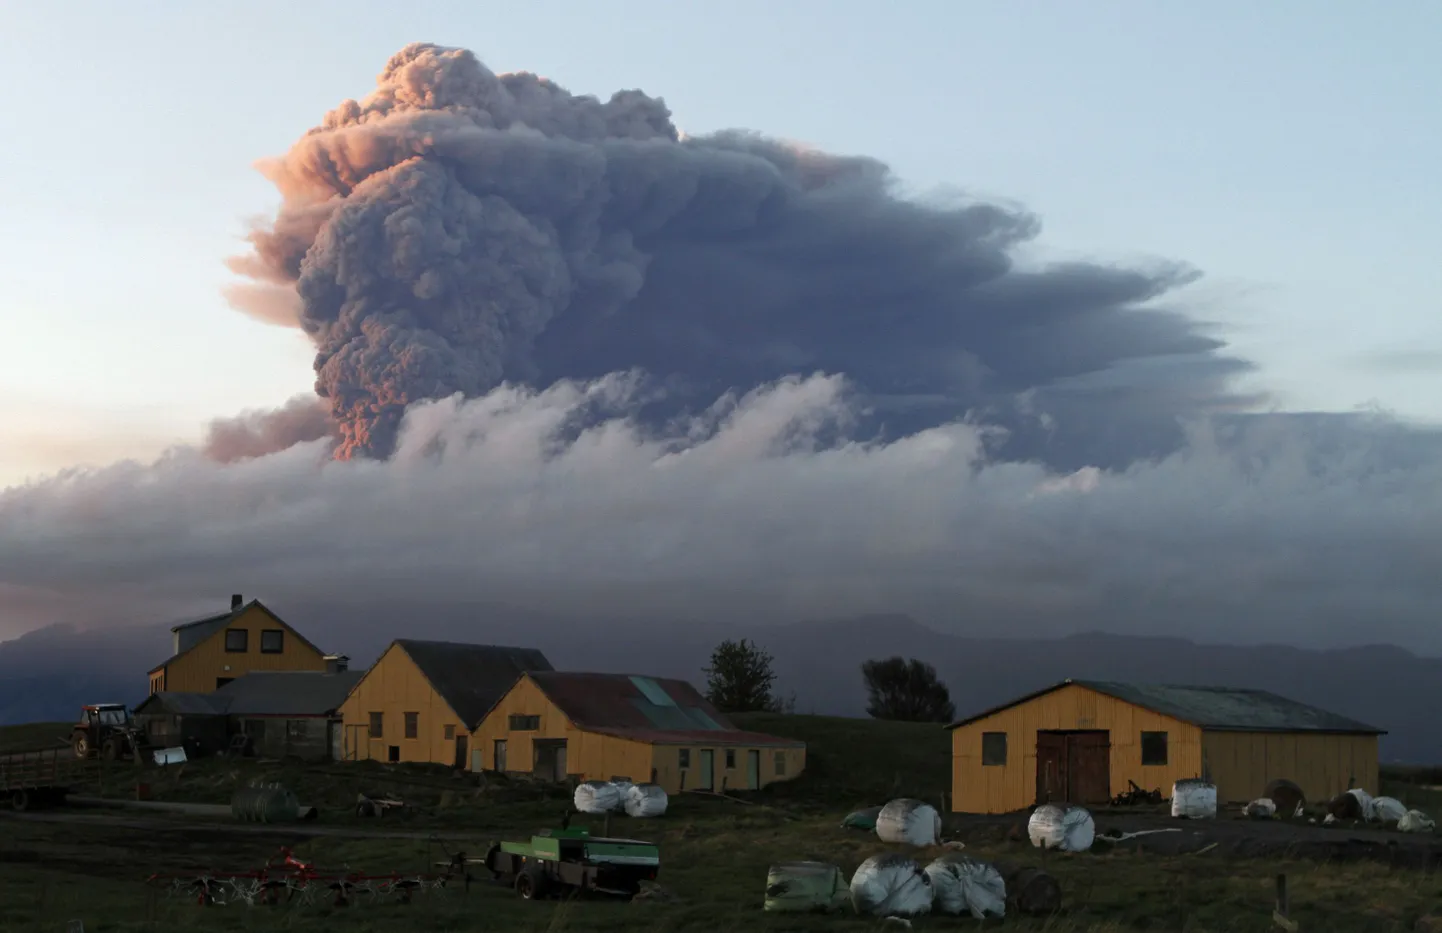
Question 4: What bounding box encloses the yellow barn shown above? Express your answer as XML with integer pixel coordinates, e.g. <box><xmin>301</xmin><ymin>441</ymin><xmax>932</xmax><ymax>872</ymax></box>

<box><xmin>949</xmin><ymin>679</ymin><xmax>1385</xmax><ymax>813</ymax></box>
<box><xmin>148</xmin><ymin>595</ymin><xmax>331</xmax><ymax>695</ymax></box>
<box><xmin>472</xmin><ymin>671</ymin><xmax>806</xmax><ymax>794</ymax></box>
<box><xmin>337</xmin><ymin>639</ymin><xmax>554</xmax><ymax>768</ymax></box>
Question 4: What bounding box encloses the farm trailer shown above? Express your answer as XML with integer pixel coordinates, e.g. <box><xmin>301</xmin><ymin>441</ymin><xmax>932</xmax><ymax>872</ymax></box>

<box><xmin>0</xmin><ymin>747</ymin><xmax>92</xmax><ymax>810</ymax></box>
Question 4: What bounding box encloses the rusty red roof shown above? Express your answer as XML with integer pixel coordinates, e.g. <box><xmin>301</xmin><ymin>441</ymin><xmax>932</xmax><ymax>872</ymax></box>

<box><xmin>526</xmin><ymin>672</ymin><xmax>804</xmax><ymax>748</ymax></box>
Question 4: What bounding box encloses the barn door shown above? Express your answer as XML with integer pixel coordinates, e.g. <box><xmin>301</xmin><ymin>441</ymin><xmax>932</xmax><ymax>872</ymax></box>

<box><xmin>453</xmin><ymin>735</ymin><xmax>468</xmax><ymax>770</ymax></box>
<box><xmin>1035</xmin><ymin>732</ymin><xmax>1066</xmax><ymax>804</ymax></box>
<box><xmin>1065</xmin><ymin>731</ymin><xmax>1112</xmax><ymax>805</ymax></box>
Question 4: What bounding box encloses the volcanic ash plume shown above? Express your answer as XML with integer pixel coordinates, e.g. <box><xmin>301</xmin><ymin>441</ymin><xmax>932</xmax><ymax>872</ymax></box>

<box><xmin>228</xmin><ymin>42</ymin><xmax>1252</xmax><ymax>467</ymax></box>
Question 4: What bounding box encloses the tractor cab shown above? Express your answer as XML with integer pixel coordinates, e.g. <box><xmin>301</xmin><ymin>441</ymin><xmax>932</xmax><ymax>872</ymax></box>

<box><xmin>71</xmin><ymin>704</ymin><xmax>144</xmax><ymax>761</ymax></box>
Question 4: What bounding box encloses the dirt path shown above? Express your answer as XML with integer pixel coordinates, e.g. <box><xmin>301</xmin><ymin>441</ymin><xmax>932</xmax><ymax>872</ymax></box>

<box><xmin>0</xmin><ymin>808</ymin><xmax>490</xmax><ymax>842</ymax></box>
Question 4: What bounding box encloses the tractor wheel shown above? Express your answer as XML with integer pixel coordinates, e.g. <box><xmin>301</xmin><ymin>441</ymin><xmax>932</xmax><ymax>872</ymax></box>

<box><xmin>11</xmin><ymin>789</ymin><xmax>31</xmax><ymax>812</ymax></box>
<box><xmin>515</xmin><ymin>865</ymin><xmax>549</xmax><ymax>901</ymax></box>
<box><xmin>101</xmin><ymin>738</ymin><xmax>120</xmax><ymax>762</ymax></box>
<box><xmin>72</xmin><ymin>734</ymin><xmax>90</xmax><ymax>760</ymax></box>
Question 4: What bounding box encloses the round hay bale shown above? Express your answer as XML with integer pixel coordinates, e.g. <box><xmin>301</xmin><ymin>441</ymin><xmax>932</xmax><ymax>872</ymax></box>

<box><xmin>1326</xmin><ymin>790</ymin><xmax>1364</xmax><ymax>821</ymax></box>
<box><xmin>1263</xmin><ymin>778</ymin><xmax>1305</xmax><ymax>817</ymax></box>
<box><xmin>1005</xmin><ymin>866</ymin><xmax>1061</xmax><ymax>916</ymax></box>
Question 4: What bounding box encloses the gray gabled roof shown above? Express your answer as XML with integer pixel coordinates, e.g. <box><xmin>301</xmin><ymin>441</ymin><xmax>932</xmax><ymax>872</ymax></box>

<box><xmin>948</xmin><ymin>678</ymin><xmax>1386</xmax><ymax>735</ymax></box>
<box><xmin>135</xmin><ymin>692</ymin><xmax>231</xmax><ymax>716</ymax></box>
<box><xmin>214</xmin><ymin>670</ymin><xmax>364</xmax><ymax>716</ymax></box>
<box><xmin>149</xmin><ymin>600</ymin><xmax>327</xmax><ymax>675</ymax></box>
<box><xmin>394</xmin><ymin>639</ymin><xmax>554</xmax><ymax>729</ymax></box>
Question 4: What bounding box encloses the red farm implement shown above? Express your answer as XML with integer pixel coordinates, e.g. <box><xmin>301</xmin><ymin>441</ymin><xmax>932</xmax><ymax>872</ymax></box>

<box><xmin>145</xmin><ymin>846</ymin><xmax>472</xmax><ymax>908</ymax></box>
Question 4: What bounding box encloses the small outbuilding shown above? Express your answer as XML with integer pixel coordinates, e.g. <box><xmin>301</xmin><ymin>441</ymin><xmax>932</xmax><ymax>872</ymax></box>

<box><xmin>470</xmin><ymin>671</ymin><xmax>806</xmax><ymax>793</ymax></box>
<box><xmin>135</xmin><ymin>668</ymin><xmax>363</xmax><ymax>761</ymax></box>
<box><xmin>337</xmin><ymin>639</ymin><xmax>554</xmax><ymax>769</ymax></box>
<box><xmin>948</xmin><ymin>679</ymin><xmax>1385</xmax><ymax>813</ymax></box>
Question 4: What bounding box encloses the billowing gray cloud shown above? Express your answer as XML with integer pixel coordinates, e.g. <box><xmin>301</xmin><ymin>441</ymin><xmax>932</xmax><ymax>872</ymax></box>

<box><xmin>200</xmin><ymin>394</ymin><xmax>333</xmax><ymax>463</ymax></box>
<box><xmin>2</xmin><ymin>375</ymin><xmax>1440</xmax><ymax>651</ymax></box>
<box><xmin>226</xmin><ymin>42</ymin><xmax>1256</xmax><ymax>468</ymax></box>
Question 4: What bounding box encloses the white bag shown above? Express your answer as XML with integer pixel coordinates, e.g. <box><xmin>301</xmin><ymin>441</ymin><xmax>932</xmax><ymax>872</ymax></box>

<box><xmin>924</xmin><ymin>855</ymin><xmax>1006</xmax><ymax>919</ymax></box>
<box><xmin>849</xmin><ymin>853</ymin><xmax>933</xmax><ymax>917</ymax></box>
<box><xmin>875</xmin><ymin>798</ymin><xmax>943</xmax><ymax>847</ymax></box>
<box><xmin>574</xmin><ymin>780</ymin><xmax>622</xmax><ymax>814</ymax></box>
<box><xmin>1398</xmin><ymin>809</ymin><xmax>1436</xmax><ymax>833</ymax></box>
<box><xmin>623</xmin><ymin>782</ymin><xmax>669</xmax><ymax>818</ymax></box>
<box><xmin>1371</xmin><ymin>796</ymin><xmax>1408</xmax><ymax>823</ymax></box>
<box><xmin>1027</xmin><ymin>804</ymin><xmax>1095</xmax><ymax>852</ymax></box>
<box><xmin>1171</xmin><ymin>779</ymin><xmax>1217</xmax><ymax>819</ymax></box>
<box><xmin>1245</xmin><ymin>798</ymin><xmax>1277</xmax><ymax>819</ymax></box>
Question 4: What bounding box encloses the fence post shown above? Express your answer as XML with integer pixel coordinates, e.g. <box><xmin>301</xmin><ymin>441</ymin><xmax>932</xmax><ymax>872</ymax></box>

<box><xmin>1273</xmin><ymin>873</ymin><xmax>1297</xmax><ymax>931</ymax></box>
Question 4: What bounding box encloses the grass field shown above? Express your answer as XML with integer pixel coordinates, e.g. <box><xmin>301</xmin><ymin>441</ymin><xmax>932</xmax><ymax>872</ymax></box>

<box><xmin>1</xmin><ymin>713</ymin><xmax>1439</xmax><ymax>932</ymax></box>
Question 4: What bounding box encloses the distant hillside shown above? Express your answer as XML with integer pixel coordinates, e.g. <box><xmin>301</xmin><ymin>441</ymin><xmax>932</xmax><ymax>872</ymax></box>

<box><xmin>2</xmin><ymin>608</ymin><xmax>1439</xmax><ymax>762</ymax></box>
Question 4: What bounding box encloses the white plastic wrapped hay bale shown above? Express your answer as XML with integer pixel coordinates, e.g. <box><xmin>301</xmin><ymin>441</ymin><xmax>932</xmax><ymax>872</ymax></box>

<box><xmin>1170</xmin><ymin>779</ymin><xmax>1217</xmax><ymax>819</ymax></box>
<box><xmin>623</xmin><ymin>782</ymin><xmax>669</xmax><ymax>818</ymax></box>
<box><xmin>924</xmin><ymin>854</ymin><xmax>1005</xmax><ymax>919</ymax></box>
<box><xmin>1345</xmin><ymin>788</ymin><xmax>1377</xmax><ymax>821</ymax></box>
<box><xmin>1371</xmin><ymin>796</ymin><xmax>1408</xmax><ymax>823</ymax></box>
<box><xmin>1027</xmin><ymin>804</ymin><xmax>1095</xmax><ymax>852</ymax></box>
<box><xmin>875</xmin><ymin>798</ymin><xmax>943</xmax><ymax>846</ymax></box>
<box><xmin>574</xmin><ymin>780</ymin><xmax>622</xmax><ymax>814</ymax></box>
<box><xmin>609</xmin><ymin>779</ymin><xmax>636</xmax><ymax>800</ymax></box>
<box><xmin>1245</xmin><ymin>798</ymin><xmax>1277</xmax><ymax>819</ymax></box>
<box><xmin>1398</xmin><ymin>810</ymin><xmax>1436</xmax><ymax>833</ymax></box>
<box><xmin>849</xmin><ymin>853</ymin><xmax>933</xmax><ymax>917</ymax></box>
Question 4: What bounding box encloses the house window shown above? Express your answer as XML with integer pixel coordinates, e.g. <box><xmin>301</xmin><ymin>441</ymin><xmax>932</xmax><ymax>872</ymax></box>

<box><xmin>1141</xmin><ymin>731</ymin><xmax>1169</xmax><ymax>766</ymax></box>
<box><xmin>216</xmin><ymin>677</ymin><xmax>234</xmax><ymax>689</ymax></box>
<box><xmin>404</xmin><ymin>712</ymin><xmax>418</xmax><ymax>739</ymax></box>
<box><xmin>260</xmin><ymin>629</ymin><xmax>284</xmax><ymax>654</ymax></box>
<box><xmin>982</xmin><ymin>732</ymin><xmax>1008</xmax><ymax>766</ymax></box>
<box><xmin>774</xmin><ymin>751</ymin><xmax>786</xmax><ymax>776</ymax></box>
<box><xmin>368</xmin><ymin>712</ymin><xmax>383</xmax><ymax>738</ymax></box>
<box><xmin>224</xmin><ymin>629</ymin><xmax>248</xmax><ymax>653</ymax></box>
<box><xmin>444</xmin><ymin>724</ymin><xmax>456</xmax><ymax>741</ymax></box>
<box><xmin>725</xmin><ymin>749</ymin><xmax>736</xmax><ymax>769</ymax></box>
<box><xmin>678</xmin><ymin>749</ymin><xmax>691</xmax><ymax>769</ymax></box>
<box><xmin>508</xmin><ymin>714</ymin><xmax>540</xmax><ymax>731</ymax></box>
<box><xmin>285</xmin><ymin>720</ymin><xmax>306</xmax><ymax>740</ymax></box>
<box><xmin>388</xmin><ymin>745</ymin><xmax>400</xmax><ymax>763</ymax></box>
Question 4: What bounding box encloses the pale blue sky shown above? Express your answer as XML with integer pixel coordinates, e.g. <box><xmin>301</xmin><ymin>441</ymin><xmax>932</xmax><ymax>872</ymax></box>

<box><xmin>1</xmin><ymin>0</ymin><xmax>1438</xmax><ymax>488</ymax></box>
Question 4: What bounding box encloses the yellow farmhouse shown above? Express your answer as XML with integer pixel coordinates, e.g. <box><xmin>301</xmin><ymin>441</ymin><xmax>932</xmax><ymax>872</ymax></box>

<box><xmin>949</xmin><ymin>679</ymin><xmax>1385</xmax><ymax>814</ymax></box>
<box><xmin>148</xmin><ymin>595</ymin><xmax>331</xmax><ymax>695</ymax></box>
<box><xmin>470</xmin><ymin>671</ymin><xmax>806</xmax><ymax>793</ymax></box>
<box><xmin>337</xmin><ymin>639</ymin><xmax>554</xmax><ymax>768</ymax></box>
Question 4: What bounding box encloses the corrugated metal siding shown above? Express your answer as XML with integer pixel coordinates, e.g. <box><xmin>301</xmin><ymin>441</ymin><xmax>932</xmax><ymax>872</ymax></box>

<box><xmin>157</xmin><ymin>606</ymin><xmax>327</xmax><ymax>694</ymax></box>
<box><xmin>951</xmin><ymin>683</ymin><xmax>1204</xmax><ymax>813</ymax></box>
<box><xmin>337</xmin><ymin>644</ymin><xmax>469</xmax><ymax>765</ymax></box>
<box><xmin>1202</xmin><ymin>731</ymin><xmax>1379</xmax><ymax>805</ymax></box>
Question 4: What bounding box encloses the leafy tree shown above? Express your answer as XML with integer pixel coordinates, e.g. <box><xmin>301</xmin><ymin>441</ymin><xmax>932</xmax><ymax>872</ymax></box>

<box><xmin>862</xmin><ymin>656</ymin><xmax>956</xmax><ymax>722</ymax></box>
<box><xmin>704</xmin><ymin>639</ymin><xmax>783</xmax><ymax>713</ymax></box>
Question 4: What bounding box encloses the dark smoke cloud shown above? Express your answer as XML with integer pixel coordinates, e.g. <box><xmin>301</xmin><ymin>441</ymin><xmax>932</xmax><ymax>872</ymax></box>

<box><xmin>200</xmin><ymin>394</ymin><xmax>333</xmax><ymax>463</ymax></box>
<box><xmin>228</xmin><ymin>42</ymin><xmax>1256</xmax><ymax>467</ymax></box>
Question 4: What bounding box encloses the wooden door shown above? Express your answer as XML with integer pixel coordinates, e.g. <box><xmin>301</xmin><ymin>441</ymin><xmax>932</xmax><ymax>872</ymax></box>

<box><xmin>1035</xmin><ymin>732</ymin><xmax>1066</xmax><ymax>804</ymax></box>
<box><xmin>493</xmin><ymin>739</ymin><xmax>507</xmax><ymax>772</ymax></box>
<box><xmin>453</xmin><ymin>735</ymin><xmax>468</xmax><ymax>770</ymax></box>
<box><xmin>533</xmin><ymin>739</ymin><xmax>567</xmax><ymax>782</ymax></box>
<box><xmin>746</xmin><ymin>750</ymin><xmax>761</xmax><ymax>790</ymax></box>
<box><xmin>698</xmin><ymin>750</ymin><xmax>715</xmax><ymax>790</ymax></box>
<box><xmin>1066</xmin><ymin>731</ymin><xmax>1111</xmax><ymax>804</ymax></box>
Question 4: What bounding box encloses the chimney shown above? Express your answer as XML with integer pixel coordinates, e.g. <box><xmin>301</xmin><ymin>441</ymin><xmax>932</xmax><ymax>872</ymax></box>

<box><xmin>324</xmin><ymin>655</ymin><xmax>349</xmax><ymax>674</ymax></box>
<box><xmin>230</xmin><ymin>594</ymin><xmax>243</xmax><ymax>610</ymax></box>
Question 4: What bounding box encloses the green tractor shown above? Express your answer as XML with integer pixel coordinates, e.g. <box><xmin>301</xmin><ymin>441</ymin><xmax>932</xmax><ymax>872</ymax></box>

<box><xmin>481</xmin><ymin>821</ymin><xmax>660</xmax><ymax>902</ymax></box>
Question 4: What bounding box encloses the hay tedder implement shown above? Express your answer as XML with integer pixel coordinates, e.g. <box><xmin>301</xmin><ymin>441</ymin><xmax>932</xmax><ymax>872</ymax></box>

<box><xmin>145</xmin><ymin>846</ymin><xmax>468</xmax><ymax>908</ymax></box>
